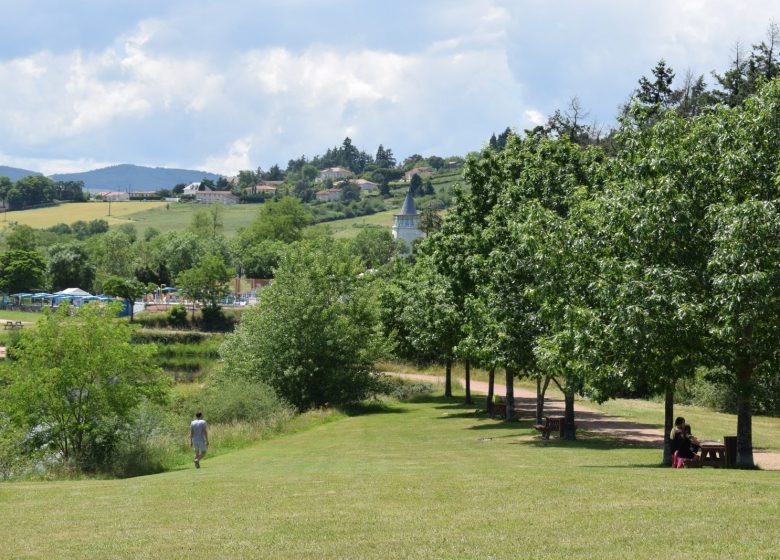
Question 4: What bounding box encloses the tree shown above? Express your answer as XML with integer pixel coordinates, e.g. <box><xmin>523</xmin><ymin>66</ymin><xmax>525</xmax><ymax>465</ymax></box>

<box><xmin>636</xmin><ymin>59</ymin><xmax>676</xmax><ymax>111</ymax></box>
<box><xmin>350</xmin><ymin>228</ymin><xmax>399</xmax><ymax>269</ymax></box>
<box><xmin>0</xmin><ymin>176</ymin><xmax>13</xmax><ymax>206</ymax></box>
<box><xmin>240</xmin><ymin>240</ymin><xmax>287</xmax><ymax>279</ymax></box>
<box><xmin>0</xmin><ymin>250</ymin><xmax>46</xmax><ymax>294</ymax></box>
<box><xmin>419</xmin><ymin>208</ymin><xmax>442</xmax><ymax>235</ymax></box>
<box><xmin>706</xmin><ymin>200</ymin><xmax>780</xmax><ymax>468</ymax></box>
<box><xmin>48</xmin><ymin>242</ymin><xmax>95</xmax><ymax>292</ymax></box>
<box><xmin>2</xmin><ymin>303</ymin><xmax>167</xmax><ymax>471</ymax></box>
<box><xmin>243</xmin><ymin>197</ymin><xmax>312</xmax><ymax>243</ymax></box>
<box><xmin>221</xmin><ymin>239</ymin><xmax>387</xmax><ymax>408</ymax></box>
<box><xmin>5</xmin><ymin>224</ymin><xmax>37</xmax><ymax>251</ymax></box>
<box><xmin>176</xmin><ymin>254</ymin><xmax>232</xmax><ymax>315</ymax></box>
<box><xmin>409</xmin><ymin>174</ymin><xmax>423</xmax><ymax>196</ymax></box>
<box><xmin>102</xmin><ymin>276</ymin><xmax>148</xmax><ymax>322</ymax></box>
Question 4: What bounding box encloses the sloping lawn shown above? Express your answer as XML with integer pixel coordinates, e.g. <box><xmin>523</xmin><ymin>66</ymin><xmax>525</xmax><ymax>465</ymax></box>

<box><xmin>1</xmin><ymin>393</ymin><xmax>778</xmax><ymax>559</ymax></box>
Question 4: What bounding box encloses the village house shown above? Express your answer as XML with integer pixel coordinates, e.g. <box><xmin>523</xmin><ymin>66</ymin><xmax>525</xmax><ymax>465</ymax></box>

<box><xmin>194</xmin><ymin>190</ymin><xmax>239</xmax><ymax>205</ymax></box>
<box><xmin>353</xmin><ymin>179</ymin><xmax>379</xmax><ymax>192</ymax></box>
<box><xmin>97</xmin><ymin>191</ymin><xmax>130</xmax><ymax>202</ymax></box>
<box><xmin>404</xmin><ymin>166</ymin><xmax>434</xmax><ymax>181</ymax></box>
<box><xmin>318</xmin><ymin>167</ymin><xmax>353</xmax><ymax>182</ymax></box>
<box><xmin>315</xmin><ymin>188</ymin><xmax>343</xmax><ymax>202</ymax></box>
<box><xmin>182</xmin><ymin>182</ymin><xmax>207</xmax><ymax>195</ymax></box>
<box><xmin>129</xmin><ymin>191</ymin><xmax>158</xmax><ymax>200</ymax></box>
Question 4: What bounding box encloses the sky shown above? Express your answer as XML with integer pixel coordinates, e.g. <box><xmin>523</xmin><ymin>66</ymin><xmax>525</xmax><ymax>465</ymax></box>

<box><xmin>0</xmin><ymin>0</ymin><xmax>778</xmax><ymax>176</ymax></box>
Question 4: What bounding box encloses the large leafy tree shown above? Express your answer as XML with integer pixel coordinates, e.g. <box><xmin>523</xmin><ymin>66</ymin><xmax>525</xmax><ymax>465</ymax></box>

<box><xmin>0</xmin><ymin>250</ymin><xmax>46</xmax><ymax>294</ymax></box>
<box><xmin>707</xmin><ymin>201</ymin><xmax>780</xmax><ymax>467</ymax></box>
<box><xmin>176</xmin><ymin>254</ymin><xmax>232</xmax><ymax>314</ymax></box>
<box><xmin>102</xmin><ymin>276</ymin><xmax>148</xmax><ymax>322</ymax></box>
<box><xmin>2</xmin><ymin>303</ymin><xmax>167</xmax><ymax>471</ymax></box>
<box><xmin>221</xmin><ymin>239</ymin><xmax>387</xmax><ymax>408</ymax></box>
<box><xmin>47</xmin><ymin>242</ymin><xmax>95</xmax><ymax>292</ymax></box>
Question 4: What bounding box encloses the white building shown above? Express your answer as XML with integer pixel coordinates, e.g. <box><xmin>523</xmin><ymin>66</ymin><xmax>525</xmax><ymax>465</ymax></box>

<box><xmin>98</xmin><ymin>191</ymin><xmax>130</xmax><ymax>202</ymax></box>
<box><xmin>354</xmin><ymin>179</ymin><xmax>379</xmax><ymax>192</ymax></box>
<box><xmin>194</xmin><ymin>191</ymin><xmax>239</xmax><ymax>204</ymax></box>
<box><xmin>318</xmin><ymin>167</ymin><xmax>353</xmax><ymax>182</ymax></box>
<box><xmin>315</xmin><ymin>188</ymin><xmax>343</xmax><ymax>202</ymax></box>
<box><xmin>392</xmin><ymin>190</ymin><xmax>424</xmax><ymax>251</ymax></box>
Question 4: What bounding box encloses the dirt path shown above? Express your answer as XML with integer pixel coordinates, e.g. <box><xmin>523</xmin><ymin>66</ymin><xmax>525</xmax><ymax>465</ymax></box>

<box><xmin>390</xmin><ymin>372</ymin><xmax>780</xmax><ymax>470</ymax></box>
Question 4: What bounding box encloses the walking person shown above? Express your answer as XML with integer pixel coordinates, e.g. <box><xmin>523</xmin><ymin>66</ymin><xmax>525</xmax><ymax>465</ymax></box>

<box><xmin>190</xmin><ymin>411</ymin><xmax>209</xmax><ymax>469</ymax></box>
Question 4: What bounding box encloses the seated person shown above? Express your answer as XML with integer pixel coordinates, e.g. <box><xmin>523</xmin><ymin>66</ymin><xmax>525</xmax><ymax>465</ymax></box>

<box><xmin>678</xmin><ymin>423</ymin><xmax>701</xmax><ymax>465</ymax></box>
<box><xmin>670</xmin><ymin>417</ymin><xmax>687</xmax><ymax>467</ymax></box>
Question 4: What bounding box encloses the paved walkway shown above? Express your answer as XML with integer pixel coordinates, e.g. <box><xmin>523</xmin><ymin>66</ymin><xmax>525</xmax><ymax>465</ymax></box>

<box><xmin>390</xmin><ymin>372</ymin><xmax>780</xmax><ymax>470</ymax></box>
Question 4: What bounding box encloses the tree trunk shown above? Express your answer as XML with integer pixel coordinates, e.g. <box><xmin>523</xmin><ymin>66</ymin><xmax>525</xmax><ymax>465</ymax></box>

<box><xmin>663</xmin><ymin>386</ymin><xmax>675</xmax><ymax>466</ymax></box>
<box><xmin>536</xmin><ymin>374</ymin><xmax>552</xmax><ymax>425</ymax></box>
<box><xmin>464</xmin><ymin>360</ymin><xmax>472</xmax><ymax>404</ymax></box>
<box><xmin>736</xmin><ymin>362</ymin><xmax>755</xmax><ymax>468</ymax></box>
<box><xmin>504</xmin><ymin>367</ymin><xmax>515</xmax><ymax>420</ymax></box>
<box><xmin>486</xmin><ymin>367</ymin><xmax>495</xmax><ymax>413</ymax></box>
<box><xmin>563</xmin><ymin>389</ymin><xmax>576</xmax><ymax>440</ymax></box>
<box><xmin>444</xmin><ymin>358</ymin><xmax>452</xmax><ymax>397</ymax></box>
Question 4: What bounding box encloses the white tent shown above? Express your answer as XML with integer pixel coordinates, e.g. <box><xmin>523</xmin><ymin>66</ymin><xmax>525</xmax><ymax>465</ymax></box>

<box><xmin>53</xmin><ymin>288</ymin><xmax>92</xmax><ymax>297</ymax></box>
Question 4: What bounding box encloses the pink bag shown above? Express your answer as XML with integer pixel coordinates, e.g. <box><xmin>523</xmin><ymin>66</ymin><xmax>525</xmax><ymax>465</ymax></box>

<box><xmin>672</xmin><ymin>451</ymin><xmax>685</xmax><ymax>468</ymax></box>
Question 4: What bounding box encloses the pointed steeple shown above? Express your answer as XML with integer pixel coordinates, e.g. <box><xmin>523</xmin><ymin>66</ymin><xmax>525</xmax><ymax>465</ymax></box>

<box><xmin>399</xmin><ymin>189</ymin><xmax>417</xmax><ymax>215</ymax></box>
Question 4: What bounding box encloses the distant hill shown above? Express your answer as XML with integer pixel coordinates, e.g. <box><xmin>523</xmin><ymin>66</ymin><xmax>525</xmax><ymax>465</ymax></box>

<box><xmin>50</xmin><ymin>164</ymin><xmax>223</xmax><ymax>192</ymax></box>
<box><xmin>0</xmin><ymin>165</ymin><xmax>42</xmax><ymax>182</ymax></box>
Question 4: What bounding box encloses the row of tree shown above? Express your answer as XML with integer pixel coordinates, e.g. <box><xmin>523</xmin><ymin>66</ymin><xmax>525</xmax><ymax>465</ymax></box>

<box><xmin>382</xmin><ymin>77</ymin><xmax>780</xmax><ymax>469</ymax></box>
<box><xmin>0</xmin><ymin>176</ymin><xmax>87</xmax><ymax>210</ymax></box>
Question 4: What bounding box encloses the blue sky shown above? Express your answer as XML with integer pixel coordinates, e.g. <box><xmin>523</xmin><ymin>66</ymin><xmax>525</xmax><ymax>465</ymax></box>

<box><xmin>0</xmin><ymin>1</ymin><xmax>778</xmax><ymax>175</ymax></box>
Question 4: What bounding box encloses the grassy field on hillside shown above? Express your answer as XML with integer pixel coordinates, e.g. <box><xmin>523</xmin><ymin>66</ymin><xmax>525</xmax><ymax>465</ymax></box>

<box><xmin>122</xmin><ymin>202</ymin><xmax>261</xmax><ymax>236</ymax></box>
<box><xmin>321</xmin><ymin>208</ymin><xmax>399</xmax><ymax>239</ymax></box>
<box><xmin>0</xmin><ymin>202</ymin><xmax>167</xmax><ymax>231</ymax></box>
<box><xmin>1</xmin><ymin>390</ymin><xmax>778</xmax><ymax>559</ymax></box>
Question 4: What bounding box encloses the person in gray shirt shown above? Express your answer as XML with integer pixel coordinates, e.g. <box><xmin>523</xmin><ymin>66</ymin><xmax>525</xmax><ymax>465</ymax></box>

<box><xmin>189</xmin><ymin>411</ymin><xmax>209</xmax><ymax>469</ymax></box>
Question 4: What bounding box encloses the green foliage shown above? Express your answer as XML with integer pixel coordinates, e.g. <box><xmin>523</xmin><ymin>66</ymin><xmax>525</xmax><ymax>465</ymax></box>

<box><xmin>176</xmin><ymin>254</ymin><xmax>232</xmax><ymax>313</ymax></box>
<box><xmin>167</xmin><ymin>304</ymin><xmax>189</xmax><ymax>328</ymax></box>
<box><xmin>243</xmin><ymin>197</ymin><xmax>312</xmax><ymax>243</ymax></box>
<box><xmin>47</xmin><ymin>241</ymin><xmax>95</xmax><ymax>292</ymax></box>
<box><xmin>350</xmin><ymin>227</ymin><xmax>399</xmax><ymax>269</ymax></box>
<box><xmin>221</xmin><ymin>238</ymin><xmax>388</xmax><ymax>409</ymax></box>
<box><xmin>102</xmin><ymin>276</ymin><xmax>147</xmax><ymax>320</ymax></box>
<box><xmin>0</xmin><ymin>249</ymin><xmax>46</xmax><ymax>293</ymax></box>
<box><xmin>1</xmin><ymin>304</ymin><xmax>169</xmax><ymax>472</ymax></box>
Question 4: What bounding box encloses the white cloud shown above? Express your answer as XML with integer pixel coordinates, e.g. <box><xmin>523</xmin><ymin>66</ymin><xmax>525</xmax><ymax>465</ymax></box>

<box><xmin>200</xmin><ymin>137</ymin><xmax>253</xmax><ymax>177</ymax></box>
<box><xmin>523</xmin><ymin>110</ymin><xmax>546</xmax><ymax>127</ymax></box>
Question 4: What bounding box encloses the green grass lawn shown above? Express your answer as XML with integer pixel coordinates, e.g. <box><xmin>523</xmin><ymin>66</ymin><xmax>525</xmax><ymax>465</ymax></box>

<box><xmin>379</xmin><ymin>361</ymin><xmax>780</xmax><ymax>453</ymax></box>
<box><xmin>0</xmin><ymin>310</ymin><xmax>42</xmax><ymax>323</ymax></box>
<box><xmin>1</xmin><ymin>391</ymin><xmax>778</xmax><ymax>559</ymax></box>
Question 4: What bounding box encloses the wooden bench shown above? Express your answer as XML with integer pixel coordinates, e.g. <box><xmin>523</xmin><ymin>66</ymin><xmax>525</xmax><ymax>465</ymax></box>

<box><xmin>489</xmin><ymin>397</ymin><xmax>507</xmax><ymax>419</ymax></box>
<box><xmin>3</xmin><ymin>320</ymin><xmax>22</xmax><ymax>330</ymax></box>
<box><xmin>534</xmin><ymin>416</ymin><xmax>564</xmax><ymax>439</ymax></box>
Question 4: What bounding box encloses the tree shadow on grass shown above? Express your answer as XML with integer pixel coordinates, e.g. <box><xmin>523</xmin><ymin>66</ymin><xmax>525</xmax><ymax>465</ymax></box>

<box><xmin>342</xmin><ymin>401</ymin><xmax>409</xmax><ymax>416</ymax></box>
<box><xmin>510</xmin><ymin>435</ymin><xmax>658</xmax><ymax>451</ymax></box>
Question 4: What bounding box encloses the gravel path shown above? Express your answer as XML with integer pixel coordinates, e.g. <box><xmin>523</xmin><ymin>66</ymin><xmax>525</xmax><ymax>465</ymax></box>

<box><xmin>390</xmin><ymin>372</ymin><xmax>780</xmax><ymax>470</ymax></box>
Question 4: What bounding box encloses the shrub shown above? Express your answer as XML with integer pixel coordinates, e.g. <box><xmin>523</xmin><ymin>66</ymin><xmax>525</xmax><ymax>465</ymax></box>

<box><xmin>168</xmin><ymin>304</ymin><xmax>189</xmax><ymax>328</ymax></box>
<box><xmin>221</xmin><ymin>239</ymin><xmax>389</xmax><ymax>409</ymax></box>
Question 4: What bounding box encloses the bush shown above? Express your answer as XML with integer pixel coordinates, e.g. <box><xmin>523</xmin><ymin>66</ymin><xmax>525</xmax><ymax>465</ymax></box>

<box><xmin>221</xmin><ymin>239</ymin><xmax>389</xmax><ymax>409</ymax></box>
<box><xmin>168</xmin><ymin>305</ymin><xmax>189</xmax><ymax>328</ymax></box>
<box><xmin>199</xmin><ymin>306</ymin><xmax>230</xmax><ymax>331</ymax></box>
<box><xmin>375</xmin><ymin>375</ymin><xmax>435</xmax><ymax>401</ymax></box>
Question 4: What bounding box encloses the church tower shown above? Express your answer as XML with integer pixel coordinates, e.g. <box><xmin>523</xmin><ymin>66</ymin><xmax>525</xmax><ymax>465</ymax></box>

<box><xmin>392</xmin><ymin>190</ymin><xmax>424</xmax><ymax>251</ymax></box>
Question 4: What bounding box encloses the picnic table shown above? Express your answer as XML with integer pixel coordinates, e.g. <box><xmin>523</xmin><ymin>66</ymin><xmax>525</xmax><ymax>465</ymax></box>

<box><xmin>534</xmin><ymin>416</ymin><xmax>565</xmax><ymax>439</ymax></box>
<box><xmin>700</xmin><ymin>442</ymin><xmax>727</xmax><ymax>467</ymax></box>
<box><xmin>3</xmin><ymin>320</ymin><xmax>23</xmax><ymax>330</ymax></box>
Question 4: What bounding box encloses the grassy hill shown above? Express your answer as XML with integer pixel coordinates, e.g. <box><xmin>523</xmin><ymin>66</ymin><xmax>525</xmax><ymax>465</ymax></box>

<box><xmin>1</xmin><ymin>390</ymin><xmax>778</xmax><ymax>559</ymax></box>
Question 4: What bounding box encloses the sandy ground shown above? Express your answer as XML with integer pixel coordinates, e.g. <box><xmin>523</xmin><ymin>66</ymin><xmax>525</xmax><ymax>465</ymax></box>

<box><xmin>390</xmin><ymin>372</ymin><xmax>780</xmax><ymax>471</ymax></box>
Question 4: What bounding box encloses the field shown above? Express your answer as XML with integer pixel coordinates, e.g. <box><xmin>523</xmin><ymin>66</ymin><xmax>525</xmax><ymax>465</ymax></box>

<box><xmin>1</xmin><ymin>389</ymin><xmax>778</xmax><ymax>559</ymax></box>
<box><xmin>118</xmin><ymin>202</ymin><xmax>261</xmax><ymax>236</ymax></box>
<box><xmin>322</xmin><ymin>208</ymin><xmax>399</xmax><ymax>239</ymax></box>
<box><xmin>0</xmin><ymin>202</ymin><xmax>167</xmax><ymax>231</ymax></box>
